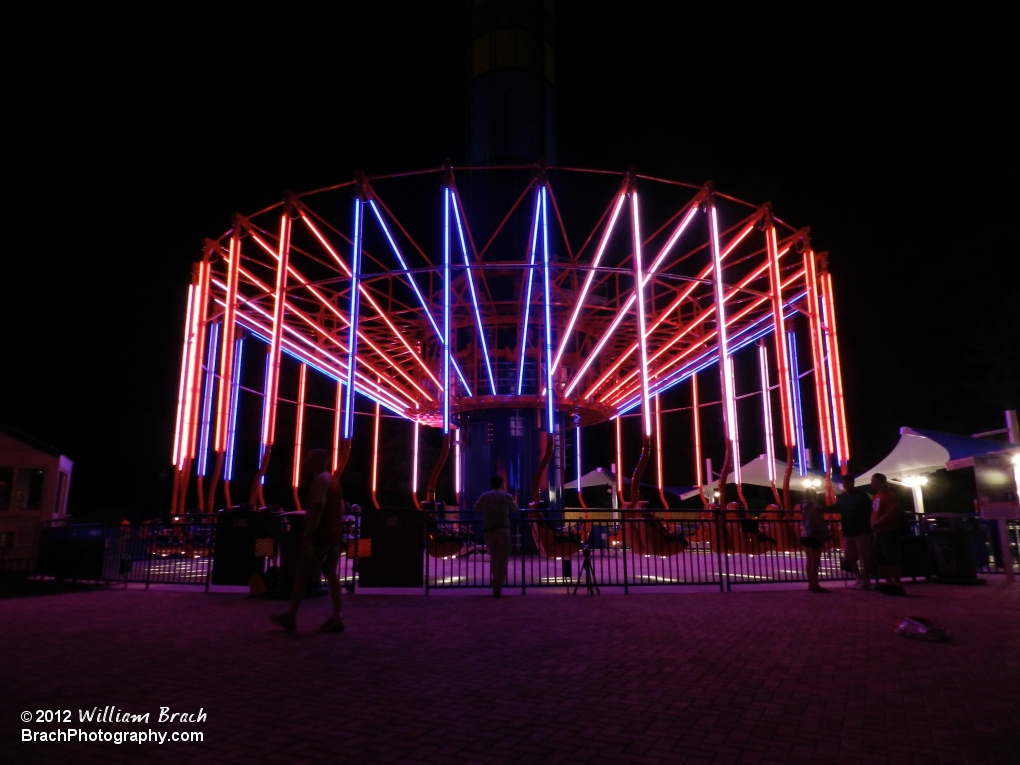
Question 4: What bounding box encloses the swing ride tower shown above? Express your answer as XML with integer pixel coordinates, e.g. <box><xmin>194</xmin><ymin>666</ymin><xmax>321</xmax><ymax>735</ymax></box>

<box><xmin>169</xmin><ymin>165</ymin><xmax>851</xmax><ymax>514</ymax></box>
<box><xmin>170</xmin><ymin>3</ymin><xmax>850</xmax><ymax>515</ymax></box>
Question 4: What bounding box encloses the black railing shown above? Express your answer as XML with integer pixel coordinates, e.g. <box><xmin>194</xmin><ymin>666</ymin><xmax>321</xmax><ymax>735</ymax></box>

<box><xmin>423</xmin><ymin>511</ymin><xmax>843</xmax><ymax>592</ymax></box>
<box><xmin>421</xmin><ymin>509</ymin><xmax>1020</xmax><ymax>592</ymax></box>
<box><xmin>5</xmin><ymin>510</ymin><xmax>1017</xmax><ymax>593</ymax></box>
<box><xmin>31</xmin><ymin>517</ymin><xmax>217</xmax><ymax>590</ymax></box>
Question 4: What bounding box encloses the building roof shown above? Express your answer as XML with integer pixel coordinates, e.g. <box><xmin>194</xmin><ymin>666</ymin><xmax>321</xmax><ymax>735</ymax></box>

<box><xmin>0</xmin><ymin>423</ymin><xmax>65</xmax><ymax>458</ymax></box>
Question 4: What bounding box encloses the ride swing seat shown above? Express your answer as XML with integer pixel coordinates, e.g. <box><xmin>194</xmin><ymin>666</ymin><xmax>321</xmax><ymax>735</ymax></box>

<box><xmin>425</xmin><ymin>519</ymin><xmax>476</xmax><ymax>559</ymax></box>
<box><xmin>530</xmin><ymin>512</ymin><xmax>588</xmax><ymax>559</ymax></box>
<box><xmin>630</xmin><ymin>511</ymin><xmax>690</xmax><ymax>557</ymax></box>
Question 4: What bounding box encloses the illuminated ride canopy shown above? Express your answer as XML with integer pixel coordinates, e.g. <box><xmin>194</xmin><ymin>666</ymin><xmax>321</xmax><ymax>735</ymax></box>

<box><xmin>171</xmin><ymin>165</ymin><xmax>850</xmax><ymax>514</ymax></box>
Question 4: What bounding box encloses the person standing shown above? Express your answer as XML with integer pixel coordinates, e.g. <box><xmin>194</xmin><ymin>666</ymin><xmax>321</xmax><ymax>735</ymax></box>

<box><xmin>271</xmin><ymin>449</ymin><xmax>346</xmax><ymax>632</ymax></box>
<box><xmin>836</xmin><ymin>474</ymin><xmax>872</xmax><ymax>589</ymax></box>
<box><xmin>799</xmin><ymin>487</ymin><xmax>828</xmax><ymax>593</ymax></box>
<box><xmin>870</xmin><ymin>473</ymin><xmax>905</xmax><ymax>596</ymax></box>
<box><xmin>474</xmin><ymin>475</ymin><xmax>519</xmax><ymax>597</ymax></box>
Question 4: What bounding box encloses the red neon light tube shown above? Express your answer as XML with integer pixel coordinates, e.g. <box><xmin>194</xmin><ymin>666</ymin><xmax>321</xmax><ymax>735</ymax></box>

<box><xmin>655</xmin><ymin>394</ymin><xmax>666</xmax><ymax>506</ymax></box>
<box><xmin>260</xmin><ymin>213</ymin><xmax>292</xmax><ymax>448</ymax></box>
<box><xmin>211</xmin><ymin>269</ymin><xmax>421</xmax><ymax>409</ymax></box>
<box><xmin>214</xmin><ymin>231</ymin><xmax>243</xmax><ymax>454</ymax></box>
<box><xmin>451</xmin><ymin>194</ymin><xmax>497</xmax><ymax>395</ymax></box>
<box><xmin>630</xmin><ymin>191</ymin><xmax>653</xmax><ymax>437</ymax></box>
<box><xmin>758</xmin><ymin>343</ymin><xmax>777</xmax><ymax>483</ymax></box>
<box><xmin>605</xmin><ymin>266</ymin><xmax>804</xmax><ymax>409</ymax></box>
<box><xmin>615</xmin><ymin>416</ymin><xmax>624</xmax><ymax>507</ymax></box>
<box><xmin>453</xmin><ymin>428</ymin><xmax>461</xmax><ymax>504</ymax></box>
<box><xmin>597</xmin><ymin>260</ymin><xmax>771</xmax><ymax>404</ymax></box>
<box><xmin>222</xmin><ymin>304</ymin><xmax>413</xmax><ymax>414</ymax></box>
<box><xmin>180</xmin><ymin>274</ymin><xmax>201</xmax><ymax>462</ymax></box>
<box><xmin>576</xmin><ymin>220</ymin><xmax>758</xmax><ymax>402</ymax></box>
<box><xmin>295</xmin><ymin>214</ymin><xmax>440</xmax><ymax>393</ymax></box>
<box><xmin>765</xmin><ymin>216</ymin><xmax>795</xmax><ymax>451</ymax></box>
<box><xmin>412</xmin><ymin>421</ymin><xmax>420</xmax><ymax>507</ymax></box>
<box><xmin>803</xmin><ymin>248</ymin><xmax>834</xmax><ymax>470</ymax></box>
<box><xmin>372</xmin><ymin>399</ymin><xmax>381</xmax><ymax>509</ymax></box>
<box><xmin>172</xmin><ymin>283</ymin><xmax>196</xmax><ymax>467</ymax></box>
<box><xmin>563</xmin><ymin>205</ymin><xmax>717</xmax><ymax>398</ymax></box>
<box><xmin>246</xmin><ymin>229</ymin><xmax>436</xmax><ymax>400</ymax></box>
<box><xmin>550</xmin><ymin>191</ymin><xmax>626</xmax><ymax>373</ymax></box>
<box><xmin>183</xmin><ymin>260</ymin><xmax>211</xmax><ymax>462</ymax></box>
<box><xmin>443</xmin><ymin>187</ymin><xmax>451</xmax><ymax>434</ymax></box>
<box><xmin>332</xmin><ymin>381</ymin><xmax>343</xmax><ymax>472</ymax></box>
<box><xmin>707</xmin><ymin>197</ymin><xmax>737</xmax><ymax>444</ymax></box>
<box><xmin>692</xmin><ymin>374</ymin><xmax>707</xmax><ymax>507</ymax></box>
<box><xmin>822</xmin><ymin>271</ymin><xmax>850</xmax><ymax>469</ymax></box>
<box><xmin>292</xmin><ymin>363</ymin><xmax>307</xmax><ymax>489</ymax></box>
<box><xmin>727</xmin><ymin>356</ymin><xmax>742</xmax><ymax>487</ymax></box>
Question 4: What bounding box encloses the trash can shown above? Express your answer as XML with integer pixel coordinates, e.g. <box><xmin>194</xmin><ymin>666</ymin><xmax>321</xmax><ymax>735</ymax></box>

<box><xmin>357</xmin><ymin>509</ymin><xmax>424</xmax><ymax>587</ymax></box>
<box><xmin>924</xmin><ymin>513</ymin><xmax>982</xmax><ymax>584</ymax></box>
<box><xmin>263</xmin><ymin>511</ymin><xmax>325</xmax><ymax>599</ymax></box>
<box><xmin>212</xmin><ymin>507</ymin><xmax>276</xmax><ymax>585</ymax></box>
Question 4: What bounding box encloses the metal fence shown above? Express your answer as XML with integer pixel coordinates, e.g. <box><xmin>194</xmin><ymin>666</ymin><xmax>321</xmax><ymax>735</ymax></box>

<box><xmin>422</xmin><ymin>510</ymin><xmax>1020</xmax><ymax>593</ymax></box>
<box><xmin>3</xmin><ymin>510</ymin><xmax>1017</xmax><ymax>594</ymax></box>
<box><xmin>30</xmin><ymin>518</ymin><xmax>217</xmax><ymax>590</ymax></box>
<box><xmin>426</xmin><ymin>511</ymin><xmax>848</xmax><ymax>592</ymax></box>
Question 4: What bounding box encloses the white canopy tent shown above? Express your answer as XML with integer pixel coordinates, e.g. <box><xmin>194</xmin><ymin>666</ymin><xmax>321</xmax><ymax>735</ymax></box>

<box><xmin>564</xmin><ymin>467</ymin><xmax>618</xmax><ymax>491</ymax></box>
<box><xmin>564</xmin><ymin>468</ymin><xmax>695</xmax><ymax>509</ymax></box>
<box><xmin>855</xmin><ymin>426</ymin><xmax>1016</xmax><ymax>515</ymax></box>
<box><xmin>855</xmin><ymin>427</ymin><xmax>1014</xmax><ymax>483</ymax></box>
<box><xmin>564</xmin><ymin>467</ymin><xmax>621</xmax><ymax>509</ymax></box>
<box><xmin>678</xmin><ymin>455</ymin><xmax>829</xmax><ymax>501</ymax></box>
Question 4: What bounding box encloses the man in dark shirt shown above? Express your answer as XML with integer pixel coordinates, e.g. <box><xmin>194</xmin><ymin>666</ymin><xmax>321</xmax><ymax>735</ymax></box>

<box><xmin>835</xmin><ymin>474</ymin><xmax>872</xmax><ymax>589</ymax></box>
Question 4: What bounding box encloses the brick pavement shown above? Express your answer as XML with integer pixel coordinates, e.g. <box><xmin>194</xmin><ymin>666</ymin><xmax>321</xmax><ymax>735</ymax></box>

<box><xmin>2</xmin><ymin>580</ymin><xmax>1018</xmax><ymax>764</ymax></box>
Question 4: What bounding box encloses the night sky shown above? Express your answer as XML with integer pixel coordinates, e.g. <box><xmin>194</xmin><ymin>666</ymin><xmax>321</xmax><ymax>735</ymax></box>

<box><xmin>6</xmin><ymin>6</ymin><xmax>1015</xmax><ymax>516</ymax></box>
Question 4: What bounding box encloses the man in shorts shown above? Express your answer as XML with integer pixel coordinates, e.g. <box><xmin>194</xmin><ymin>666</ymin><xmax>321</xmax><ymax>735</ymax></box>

<box><xmin>870</xmin><ymin>473</ymin><xmax>905</xmax><ymax>596</ymax></box>
<box><xmin>836</xmin><ymin>474</ymin><xmax>872</xmax><ymax>589</ymax></box>
<box><xmin>271</xmin><ymin>449</ymin><xmax>346</xmax><ymax>632</ymax></box>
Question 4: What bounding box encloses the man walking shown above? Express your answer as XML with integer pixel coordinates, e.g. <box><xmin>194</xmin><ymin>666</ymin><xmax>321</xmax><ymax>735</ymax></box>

<box><xmin>836</xmin><ymin>474</ymin><xmax>872</xmax><ymax>589</ymax></box>
<box><xmin>474</xmin><ymin>476</ymin><xmax>518</xmax><ymax>597</ymax></box>
<box><xmin>870</xmin><ymin>473</ymin><xmax>905</xmax><ymax>596</ymax></box>
<box><xmin>271</xmin><ymin>449</ymin><xmax>346</xmax><ymax>632</ymax></box>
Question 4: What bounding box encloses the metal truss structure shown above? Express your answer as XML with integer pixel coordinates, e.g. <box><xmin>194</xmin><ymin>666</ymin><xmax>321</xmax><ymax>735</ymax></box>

<box><xmin>171</xmin><ymin>165</ymin><xmax>849</xmax><ymax>514</ymax></box>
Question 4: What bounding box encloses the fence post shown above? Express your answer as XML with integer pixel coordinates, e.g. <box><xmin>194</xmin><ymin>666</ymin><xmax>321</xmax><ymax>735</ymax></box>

<box><xmin>424</xmin><ymin>512</ymin><xmax>430</xmax><ymax>596</ymax></box>
<box><xmin>144</xmin><ymin>525</ymin><xmax>153</xmax><ymax>591</ymax></box>
<box><xmin>716</xmin><ymin>511</ymin><xmax>729</xmax><ymax>592</ymax></box>
<box><xmin>519</xmin><ymin>518</ymin><xmax>528</xmax><ymax>595</ymax></box>
<box><xmin>205</xmin><ymin>519</ymin><xmax>212</xmax><ymax>592</ymax></box>
<box><xmin>621</xmin><ymin>512</ymin><xmax>629</xmax><ymax>595</ymax></box>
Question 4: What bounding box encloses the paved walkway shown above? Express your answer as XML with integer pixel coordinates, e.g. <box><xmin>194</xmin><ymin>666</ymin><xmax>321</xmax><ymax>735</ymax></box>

<box><xmin>2</xmin><ymin>580</ymin><xmax>1018</xmax><ymax>764</ymax></box>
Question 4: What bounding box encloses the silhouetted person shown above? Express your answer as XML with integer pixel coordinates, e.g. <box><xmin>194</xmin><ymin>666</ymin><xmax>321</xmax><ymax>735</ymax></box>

<box><xmin>271</xmin><ymin>449</ymin><xmax>345</xmax><ymax>632</ymax></box>
<box><xmin>836</xmin><ymin>474</ymin><xmax>872</xmax><ymax>589</ymax></box>
<box><xmin>799</xmin><ymin>488</ymin><xmax>828</xmax><ymax>593</ymax></box>
<box><xmin>474</xmin><ymin>476</ymin><xmax>518</xmax><ymax>597</ymax></box>
<box><xmin>870</xmin><ymin>473</ymin><xmax>905</xmax><ymax>596</ymax></box>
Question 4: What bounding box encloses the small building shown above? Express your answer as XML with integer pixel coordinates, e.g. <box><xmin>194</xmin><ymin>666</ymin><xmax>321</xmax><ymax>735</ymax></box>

<box><xmin>0</xmin><ymin>423</ymin><xmax>73</xmax><ymax>569</ymax></box>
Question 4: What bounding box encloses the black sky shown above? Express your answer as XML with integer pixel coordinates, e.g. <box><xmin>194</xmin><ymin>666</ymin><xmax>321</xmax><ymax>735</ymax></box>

<box><xmin>6</xmin><ymin>6</ymin><xmax>1016</xmax><ymax>514</ymax></box>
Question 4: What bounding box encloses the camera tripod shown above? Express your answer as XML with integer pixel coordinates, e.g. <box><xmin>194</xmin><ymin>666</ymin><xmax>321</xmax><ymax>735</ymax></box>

<box><xmin>572</xmin><ymin>543</ymin><xmax>600</xmax><ymax>596</ymax></box>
